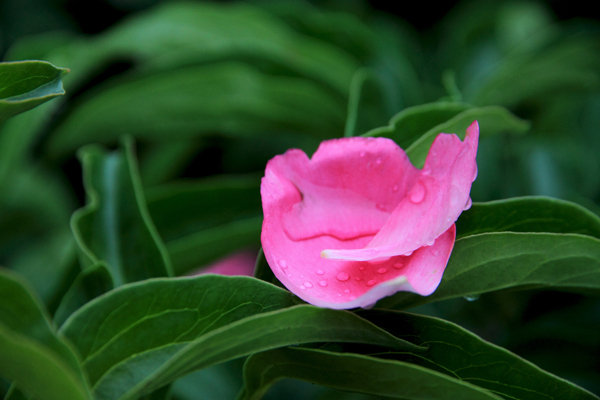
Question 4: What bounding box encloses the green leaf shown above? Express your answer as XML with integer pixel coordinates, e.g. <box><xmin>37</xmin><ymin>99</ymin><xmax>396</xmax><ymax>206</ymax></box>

<box><xmin>344</xmin><ymin>68</ymin><xmax>392</xmax><ymax>137</ymax></box>
<box><xmin>0</xmin><ymin>61</ymin><xmax>68</xmax><ymax>123</ymax></box>
<box><xmin>71</xmin><ymin>138</ymin><xmax>172</xmax><ymax>285</ymax></box>
<box><xmin>166</xmin><ymin>217</ymin><xmax>262</xmax><ymax>276</ymax></box>
<box><xmin>240</xmin><ymin>347</ymin><xmax>501</xmax><ymax>400</ymax></box>
<box><xmin>363</xmin><ymin>102</ymin><xmax>471</xmax><ymax>149</ymax></box>
<box><xmin>0</xmin><ymin>269</ymin><xmax>91</xmax><ymax>400</ymax></box>
<box><xmin>378</xmin><ymin>232</ymin><xmax>600</xmax><ymax>310</ymax></box>
<box><xmin>405</xmin><ymin>106</ymin><xmax>530</xmax><ymax>168</ymax></box>
<box><xmin>456</xmin><ymin>197</ymin><xmax>600</xmax><ymax>240</ymax></box>
<box><xmin>357</xmin><ymin>310</ymin><xmax>599</xmax><ymax>400</ymax></box>
<box><xmin>53</xmin><ymin>262</ymin><xmax>114</xmax><ymax>329</ymax></box>
<box><xmin>146</xmin><ymin>175</ymin><xmax>262</xmax><ymax>274</ymax></box>
<box><xmin>45</xmin><ymin>61</ymin><xmax>346</xmax><ymax>158</ymax></box>
<box><xmin>59</xmin><ymin>275</ymin><xmax>423</xmax><ymax>400</ymax></box>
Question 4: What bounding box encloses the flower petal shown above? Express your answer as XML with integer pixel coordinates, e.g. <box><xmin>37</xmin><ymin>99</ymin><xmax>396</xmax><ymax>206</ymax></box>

<box><xmin>193</xmin><ymin>250</ymin><xmax>257</xmax><ymax>276</ymax></box>
<box><xmin>263</xmin><ymin>137</ymin><xmax>420</xmax><ymax>242</ymax></box>
<box><xmin>323</xmin><ymin>121</ymin><xmax>478</xmax><ymax>261</ymax></box>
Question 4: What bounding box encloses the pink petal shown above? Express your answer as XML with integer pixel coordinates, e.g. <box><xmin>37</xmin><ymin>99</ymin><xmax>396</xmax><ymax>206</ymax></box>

<box><xmin>323</xmin><ymin>121</ymin><xmax>478</xmax><ymax>261</ymax></box>
<box><xmin>193</xmin><ymin>250</ymin><xmax>257</xmax><ymax>276</ymax></box>
<box><xmin>261</xmin><ymin>203</ymin><xmax>455</xmax><ymax>308</ymax></box>
<box><xmin>264</xmin><ymin>137</ymin><xmax>420</xmax><ymax>242</ymax></box>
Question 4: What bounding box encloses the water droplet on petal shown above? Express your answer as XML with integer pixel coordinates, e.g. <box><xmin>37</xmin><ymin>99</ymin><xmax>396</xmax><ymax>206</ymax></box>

<box><xmin>376</xmin><ymin>158</ymin><xmax>382</xmax><ymax>165</ymax></box>
<box><xmin>464</xmin><ymin>197</ymin><xmax>472</xmax><ymax>211</ymax></box>
<box><xmin>430</xmin><ymin>249</ymin><xmax>440</xmax><ymax>256</ymax></box>
<box><xmin>377</xmin><ymin>268</ymin><xmax>387</xmax><ymax>274</ymax></box>
<box><xmin>367</xmin><ymin>280</ymin><xmax>377</xmax><ymax>287</ymax></box>
<box><xmin>336</xmin><ymin>272</ymin><xmax>350</xmax><ymax>282</ymax></box>
<box><xmin>393</xmin><ymin>184</ymin><xmax>399</xmax><ymax>192</ymax></box>
<box><xmin>409</xmin><ymin>182</ymin><xmax>426</xmax><ymax>204</ymax></box>
<box><xmin>360</xmin><ymin>151</ymin><xmax>366</xmax><ymax>157</ymax></box>
<box><xmin>355</xmin><ymin>277</ymin><xmax>362</xmax><ymax>281</ymax></box>
<box><xmin>304</xmin><ymin>282</ymin><xmax>313</xmax><ymax>288</ymax></box>
<box><xmin>422</xmin><ymin>165</ymin><xmax>431</xmax><ymax>175</ymax></box>
<box><xmin>316</xmin><ymin>269</ymin><xmax>324</xmax><ymax>275</ymax></box>
<box><xmin>393</xmin><ymin>263</ymin><xmax>404</xmax><ymax>269</ymax></box>
<box><xmin>278</xmin><ymin>260</ymin><xmax>287</xmax><ymax>269</ymax></box>
<box><xmin>463</xmin><ymin>294</ymin><xmax>480</xmax><ymax>302</ymax></box>
<box><xmin>343</xmin><ymin>289</ymin><xmax>350</xmax><ymax>294</ymax></box>
<box><xmin>318</xmin><ymin>280</ymin><xmax>327</xmax><ymax>287</ymax></box>
<box><xmin>404</xmin><ymin>250</ymin><xmax>413</xmax><ymax>256</ymax></box>
<box><xmin>299</xmin><ymin>285</ymin><xmax>306</xmax><ymax>290</ymax></box>
<box><xmin>359</xmin><ymin>266</ymin><xmax>365</xmax><ymax>271</ymax></box>
<box><xmin>472</xmin><ymin>165</ymin><xmax>478</xmax><ymax>181</ymax></box>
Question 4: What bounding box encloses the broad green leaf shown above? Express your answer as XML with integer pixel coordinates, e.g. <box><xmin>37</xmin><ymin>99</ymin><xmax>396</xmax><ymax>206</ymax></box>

<box><xmin>363</xmin><ymin>101</ymin><xmax>471</xmax><ymax>148</ymax></box>
<box><xmin>0</xmin><ymin>269</ymin><xmax>90</xmax><ymax>400</ymax></box>
<box><xmin>240</xmin><ymin>347</ymin><xmax>501</xmax><ymax>400</ymax></box>
<box><xmin>378</xmin><ymin>232</ymin><xmax>600</xmax><ymax>310</ymax></box>
<box><xmin>356</xmin><ymin>310</ymin><xmax>599</xmax><ymax>400</ymax></box>
<box><xmin>456</xmin><ymin>197</ymin><xmax>600</xmax><ymax>240</ymax></box>
<box><xmin>53</xmin><ymin>262</ymin><xmax>114</xmax><ymax>328</ymax></box>
<box><xmin>59</xmin><ymin>275</ymin><xmax>422</xmax><ymax>400</ymax></box>
<box><xmin>146</xmin><ymin>175</ymin><xmax>262</xmax><ymax>274</ymax></box>
<box><xmin>71</xmin><ymin>138</ymin><xmax>172</xmax><ymax>285</ymax></box>
<box><xmin>46</xmin><ymin>62</ymin><xmax>345</xmax><ymax>157</ymax></box>
<box><xmin>0</xmin><ymin>61</ymin><xmax>67</xmax><ymax>122</ymax></box>
<box><xmin>405</xmin><ymin>106</ymin><xmax>530</xmax><ymax>168</ymax></box>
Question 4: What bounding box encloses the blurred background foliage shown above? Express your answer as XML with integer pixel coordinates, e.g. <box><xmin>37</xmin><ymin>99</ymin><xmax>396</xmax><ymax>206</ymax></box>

<box><xmin>1</xmin><ymin>0</ymin><xmax>599</xmax><ymax>398</ymax></box>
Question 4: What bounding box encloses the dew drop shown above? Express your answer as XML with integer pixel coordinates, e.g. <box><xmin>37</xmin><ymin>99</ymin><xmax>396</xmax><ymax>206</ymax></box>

<box><xmin>430</xmin><ymin>249</ymin><xmax>440</xmax><ymax>256</ymax></box>
<box><xmin>367</xmin><ymin>280</ymin><xmax>377</xmax><ymax>287</ymax></box>
<box><xmin>376</xmin><ymin>158</ymin><xmax>382</xmax><ymax>165</ymax></box>
<box><xmin>360</xmin><ymin>151</ymin><xmax>366</xmax><ymax>157</ymax></box>
<box><xmin>355</xmin><ymin>277</ymin><xmax>362</xmax><ymax>281</ymax></box>
<box><xmin>337</xmin><ymin>293</ymin><xmax>342</xmax><ymax>297</ymax></box>
<box><xmin>304</xmin><ymin>282</ymin><xmax>313</xmax><ymax>288</ymax></box>
<box><xmin>359</xmin><ymin>266</ymin><xmax>365</xmax><ymax>271</ymax></box>
<box><xmin>316</xmin><ymin>269</ymin><xmax>324</xmax><ymax>275</ymax></box>
<box><xmin>318</xmin><ymin>280</ymin><xmax>328</xmax><ymax>287</ymax></box>
<box><xmin>409</xmin><ymin>182</ymin><xmax>426</xmax><ymax>204</ymax></box>
<box><xmin>404</xmin><ymin>250</ymin><xmax>413</xmax><ymax>256</ymax></box>
<box><xmin>299</xmin><ymin>285</ymin><xmax>306</xmax><ymax>290</ymax></box>
<box><xmin>343</xmin><ymin>289</ymin><xmax>350</xmax><ymax>294</ymax></box>
<box><xmin>472</xmin><ymin>165</ymin><xmax>478</xmax><ymax>181</ymax></box>
<box><xmin>336</xmin><ymin>272</ymin><xmax>350</xmax><ymax>282</ymax></box>
<box><xmin>464</xmin><ymin>197</ymin><xmax>472</xmax><ymax>211</ymax></box>
<box><xmin>393</xmin><ymin>184</ymin><xmax>399</xmax><ymax>192</ymax></box>
<box><xmin>278</xmin><ymin>260</ymin><xmax>288</xmax><ymax>269</ymax></box>
<box><xmin>393</xmin><ymin>263</ymin><xmax>404</xmax><ymax>269</ymax></box>
<box><xmin>377</xmin><ymin>268</ymin><xmax>387</xmax><ymax>274</ymax></box>
<box><xmin>463</xmin><ymin>294</ymin><xmax>480</xmax><ymax>302</ymax></box>
<box><xmin>422</xmin><ymin>165</ymin><xmax>431</xmax><ymax>175</ymax></box>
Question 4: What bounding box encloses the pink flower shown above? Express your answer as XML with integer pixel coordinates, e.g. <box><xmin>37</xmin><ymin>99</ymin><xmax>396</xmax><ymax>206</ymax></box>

<box><xmin>191</xmin><ymin>250</ymin><xmax>257</xmax><ymax>276</ymax></box>
<box><xmin>260</xmin><ymin>121</ymin><xmax>479</xmax><ymax>309</ymax></box>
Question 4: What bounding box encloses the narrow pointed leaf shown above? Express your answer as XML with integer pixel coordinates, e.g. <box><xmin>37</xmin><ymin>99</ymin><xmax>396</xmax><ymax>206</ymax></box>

<box><xmin>59</xmin><ymin>275</ymin><xmax>422</xmax><ymax>400</ymax></box>
<box><xmin>0</xmin><ymin>61</ymin><xmax>67</xmax><ymax>122</ymax></box>
<box><xmin>405</xmin><ymin>106</ymin><xmax>530</xmax><ymax>168</ymax></box>
<box><xmin>363</xmin><ymin>102</ymin><xmax>471</xmax><ymax>148</ymax></box>
<box><xmin>456</xmin><ymin>197</ymin><xmax>600</xmax><ymax>240</ymax></box>
<box><xmin>241</xmin><ymin>347</ymin><xmax>501</xmax><ymax>400</ymax></box>
<box><xmin>0</xmin><ymin>269</ymin><xmax>90</xmax><ymax>400</ymax></box>
<box><xmin>357</xmin><ymin>310</ymin><xmax>599</xmax><ymax>400</ymax></box>
<box><xmin>378</xmin><ymin>232</ymin><xmax>600</xmax><ymax>309</ymax></box>
<box><xmin>71</xmin><ymin>138</ymin><xmax>172</xmax><ymax>285</ymax></box>
<box><xmin>47</xmin><ymin>63</ymin><xmax>345</xmax><ymax>157</ymax></box>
